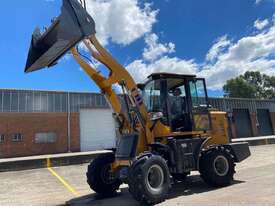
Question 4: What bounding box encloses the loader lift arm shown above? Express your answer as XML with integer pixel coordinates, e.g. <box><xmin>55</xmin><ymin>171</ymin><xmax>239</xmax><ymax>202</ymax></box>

<box><xmin>71</xmin><ymin>35</ymin><xmax>154</xmax><ymax>145</ymax></box>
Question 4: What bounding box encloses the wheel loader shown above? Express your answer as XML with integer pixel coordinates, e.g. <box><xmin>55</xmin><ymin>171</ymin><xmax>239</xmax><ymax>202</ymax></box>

<box><xmin>24</xmin><ymin>0</ymin><xmax>251</xmax><ymax>205</ymax></box>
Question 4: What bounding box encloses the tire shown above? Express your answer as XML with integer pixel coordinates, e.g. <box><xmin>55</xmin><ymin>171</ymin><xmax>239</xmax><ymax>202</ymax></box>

<box><xmin>86</xmin><ymin>153</ymin><xmax>121</xmax><ymax>195</ymax></box>
<box><xmin>128</xmin><ymin>154</ymin><xmax>171</xmax><ymax>205</ymax></box>
<box><xmin>199</xmin><ymin>146</ymin><xmax>235</xmax><ymax>187</ymax></box>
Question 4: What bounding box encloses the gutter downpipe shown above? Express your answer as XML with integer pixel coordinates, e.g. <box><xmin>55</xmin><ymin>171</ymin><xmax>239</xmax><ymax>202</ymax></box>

<box><xmin>67</xmin><ymin>92</ymin><xmax>71</xmax><ymax>152</ymax></box>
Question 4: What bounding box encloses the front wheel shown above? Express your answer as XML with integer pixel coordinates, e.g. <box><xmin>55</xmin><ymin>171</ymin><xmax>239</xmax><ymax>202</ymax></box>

<box><xmin>199</xmin><ymin>146</ymin><xmax>235</xmax><ymax>187</ymax></box>
<box><xmin>128</xmin><ymin>154</ymin><xmax>171</xmax><ymax>205</ymax></box>
<box><xmin>86</xmin><ymin>153</ymin><xmax>121</xmax><ymax>195</ymax></box>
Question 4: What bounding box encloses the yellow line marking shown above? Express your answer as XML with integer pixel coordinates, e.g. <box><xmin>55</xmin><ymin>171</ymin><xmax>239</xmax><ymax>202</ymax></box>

<box><xmin>46</xmin><ymin>158</ymin><xmax>80</xmax><ymax>197</ymax></box>
<box><xmin>46</xmin><ymin>157</ymin><xmax>51</xmax><ymax>168</ymax></box>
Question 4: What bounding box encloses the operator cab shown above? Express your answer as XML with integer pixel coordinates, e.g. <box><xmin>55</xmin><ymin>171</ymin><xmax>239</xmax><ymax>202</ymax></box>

<box><xmin>139</xmin><ymin>73</ymin><xmax>211</xmax><ymax>132</ymax></box>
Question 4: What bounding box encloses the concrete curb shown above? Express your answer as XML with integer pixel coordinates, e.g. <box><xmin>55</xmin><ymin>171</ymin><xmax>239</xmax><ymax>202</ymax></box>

<box><xmin>1</xmin><ymin>135</ymin><xmax>274</xmax><ymax>172</ymax></box>
<box><xmin>232</xmin><ymin>135</ymin><xmax>275</xmax><ymax>146</ymax></box>
<box><xmin>0</xmin><ymin>150</ymin><xmax>111</xmax><ymax>172</ymax></box>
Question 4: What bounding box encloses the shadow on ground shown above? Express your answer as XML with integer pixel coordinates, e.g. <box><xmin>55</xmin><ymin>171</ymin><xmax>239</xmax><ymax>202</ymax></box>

<box><xmin>66</xmin><ymin>175</ymin><xmax>244</xmax><ymax>206</ymax></box>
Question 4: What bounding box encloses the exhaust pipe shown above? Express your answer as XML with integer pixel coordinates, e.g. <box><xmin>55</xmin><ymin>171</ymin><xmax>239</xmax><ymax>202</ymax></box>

<box><xmin>25</xmin><ymin>0</ymin><xmax>96</xmax><ymax>73</ymax></box>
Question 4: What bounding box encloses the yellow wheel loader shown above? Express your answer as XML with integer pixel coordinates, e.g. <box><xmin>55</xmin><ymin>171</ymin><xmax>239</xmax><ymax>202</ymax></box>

<box><xmin>24</xmin><ymin>0</ymin><xmax>250</xmax><ymax>205</ymax></box>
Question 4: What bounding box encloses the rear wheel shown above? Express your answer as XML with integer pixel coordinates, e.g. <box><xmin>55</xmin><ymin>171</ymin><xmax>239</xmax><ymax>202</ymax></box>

<box><xmin>128</xmin><ymin>154</ymin><xmax>171</xmax><ymax>205</ymax></box>
<box><xmin>86</xmin><ymin>153</ymin><xmax>121</xmax><ymax>195</ymax></box>
<box><xmin>199</xmin><ymin>147</ymin><xmax>235</xmax><ymax>187</ymax></box>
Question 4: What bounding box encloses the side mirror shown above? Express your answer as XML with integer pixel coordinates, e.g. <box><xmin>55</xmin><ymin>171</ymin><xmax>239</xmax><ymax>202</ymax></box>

<box><xmin>149</xmin><ymin>112</ymin><xmax>163</xmax><ymax>121</ymax></box>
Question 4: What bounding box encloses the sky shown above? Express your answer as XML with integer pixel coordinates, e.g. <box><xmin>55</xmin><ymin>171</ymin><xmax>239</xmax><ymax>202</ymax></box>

<box><xmin>0</xmin><ymin>0</ymin><xmax>274</xmax><ymax>97</ymax></box>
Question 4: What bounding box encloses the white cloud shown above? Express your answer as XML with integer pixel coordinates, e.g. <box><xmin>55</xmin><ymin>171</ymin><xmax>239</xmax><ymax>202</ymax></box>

<box><xmin>46</xmin><ymin>0</ymin><xmax>275</xmax><ymax>92</ymax></box>
<box><xmin>125</xmin><ymin>33</ymin><xmax>197</xmax><ymax>82</ymax></box>
<box><xmin>254</xmin><ymin>18</ymin><xmax>269</xmax><ymax>30</ymax></box>
<box><xmin>255</xmin><ymin>0</ymin><xmax>263</xmax><ymax>4</ymax></box>
<box><xmin>206</xmin><ymin>35</ymin><xmax>231</xmax><ymax>62</ymax></box>
<box><xmin>255</xmin><ymin>0</ymin><xmax>275</xmax><ymax>4</ymax></box>
<box><xmin>83</xmin><ymin>2</ymin><xmax>275</xmax><ymax>91</ymax></box>
<box><xmin>198</xmin><ymin>24</ymin><xmax>275</xmax><ymax>89</ymax></box>
<box><xmin>127</xmin><ymin>57</ymin><xmax>198</xmax><ymax>83</ymax></box>
<box><xmin>126</xmin><ymin>21</ymin><xmax>275</xmax><ymax>90</ymax></box>
<box><xmin>142</xmin><ymin>33</ymin><xmax>175</xmax><ymax>61</ymax></box>
<box><xmin>45</xmin><ymin>0</ymin><xmax>158</xmax><ymax>46</ymax></box>
<box><xmin>85</xmin><ymin>0</ymin><xmax>158</xmax><ymax>46</ymax></box>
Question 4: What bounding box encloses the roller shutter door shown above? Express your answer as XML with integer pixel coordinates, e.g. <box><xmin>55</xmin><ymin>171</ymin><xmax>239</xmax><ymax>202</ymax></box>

<box><xmin>80</xmin><ymin>109</ymin><xmax>116</xmax><ymax>151</ymax></box>
<box><xmin>233</xmin><ymin>109</ymin><xmax>252</xmax><ymax>138</ymax></box>
<box><xmin>257</xmin><ymin>109</ymin><xmax>273</xmax><ymax>136</ymax></box>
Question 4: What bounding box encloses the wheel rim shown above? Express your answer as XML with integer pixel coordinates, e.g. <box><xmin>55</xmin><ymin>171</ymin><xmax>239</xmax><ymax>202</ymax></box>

<box><xmin>213</xmin><ymin>155</ymin><xmax>229</xmax><ymax>176</ymax></box>
<box><xmin>101</xmin><ymin>165</ymin><xmax>116</xmax><ymax>185</ymax></box>
<box><xmin>145</xmin><ymin>164</ymin><xmax>164</xmax><ymax>194</ymax></box>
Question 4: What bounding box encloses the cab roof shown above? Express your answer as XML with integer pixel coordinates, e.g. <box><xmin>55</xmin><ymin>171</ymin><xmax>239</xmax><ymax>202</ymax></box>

<box><xmin>148</xmin><ymin>72</ymin><xmax>196</xmax><ymax>80</ymax></box>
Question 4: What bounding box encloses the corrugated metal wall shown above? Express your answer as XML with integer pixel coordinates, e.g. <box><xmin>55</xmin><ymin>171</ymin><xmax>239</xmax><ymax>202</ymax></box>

<box><xmin>0</xmin><ymin>89</ymin><xmax>274</xmax><ymax>113</ymax></box>
<box><xmin>0</xmin><ymin>89</ymin><xmax>108</xmax><ymax>113</ymax></box>
<box><xmin>209</xmin><ymin>97</ymin><xmax>275</xmax><ymax>113</ymax></box>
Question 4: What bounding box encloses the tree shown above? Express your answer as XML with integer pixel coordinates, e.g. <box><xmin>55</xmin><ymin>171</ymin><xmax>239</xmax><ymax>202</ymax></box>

<box><xmin>223</xmin><ymin>71</ymin><xmax>275</xmax><ymax>99</ymax></box>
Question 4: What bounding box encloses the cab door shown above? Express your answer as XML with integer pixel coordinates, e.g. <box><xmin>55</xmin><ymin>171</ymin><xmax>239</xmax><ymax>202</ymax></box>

<box><xmin>188</xmin><ymin>79</ymin><xmax>211</xmax><ymax>131</ymax></box>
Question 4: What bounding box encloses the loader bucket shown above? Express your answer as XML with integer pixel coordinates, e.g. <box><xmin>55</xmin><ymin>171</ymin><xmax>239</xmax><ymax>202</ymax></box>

<box><xmin>25</xmin><ymin>0</ymin><xmax>96</xmax><ymax>73</ymax></box>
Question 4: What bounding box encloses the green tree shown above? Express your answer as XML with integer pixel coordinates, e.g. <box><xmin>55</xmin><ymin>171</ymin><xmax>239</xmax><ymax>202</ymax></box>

<box><xmin>223</xmin><ymin>71</ymin><xmax>275</xmax><ymax>99</ymax></box>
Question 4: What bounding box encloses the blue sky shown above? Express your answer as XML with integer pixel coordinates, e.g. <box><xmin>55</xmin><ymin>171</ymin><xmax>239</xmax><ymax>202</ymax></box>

<box><xmin>0</xmin><ymin>0</ymin><xmax>274</xmax><ymax>97</ymax></box>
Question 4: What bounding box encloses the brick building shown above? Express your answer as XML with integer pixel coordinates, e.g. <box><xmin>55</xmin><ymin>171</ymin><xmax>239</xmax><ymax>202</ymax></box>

<box><xmin>0</xmin><ymin>89</ymin><xmax>274</xmax><ymax>158</ymax></box>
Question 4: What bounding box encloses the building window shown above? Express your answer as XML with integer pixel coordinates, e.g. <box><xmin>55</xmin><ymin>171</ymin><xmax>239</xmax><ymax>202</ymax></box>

<box><xmin>12</xmin><ymin>133</ymin><xmax>23</xmax><ymax>142</ymax></box>
<box><xmin>0</xmin><ymin>134</ymin><xmax>4</xmax><ymax>143</ymax></box>
<box><xmin>35</xmin><ymin>132</ymin><xmax>57</xmax><ymax>144</ymax></box>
